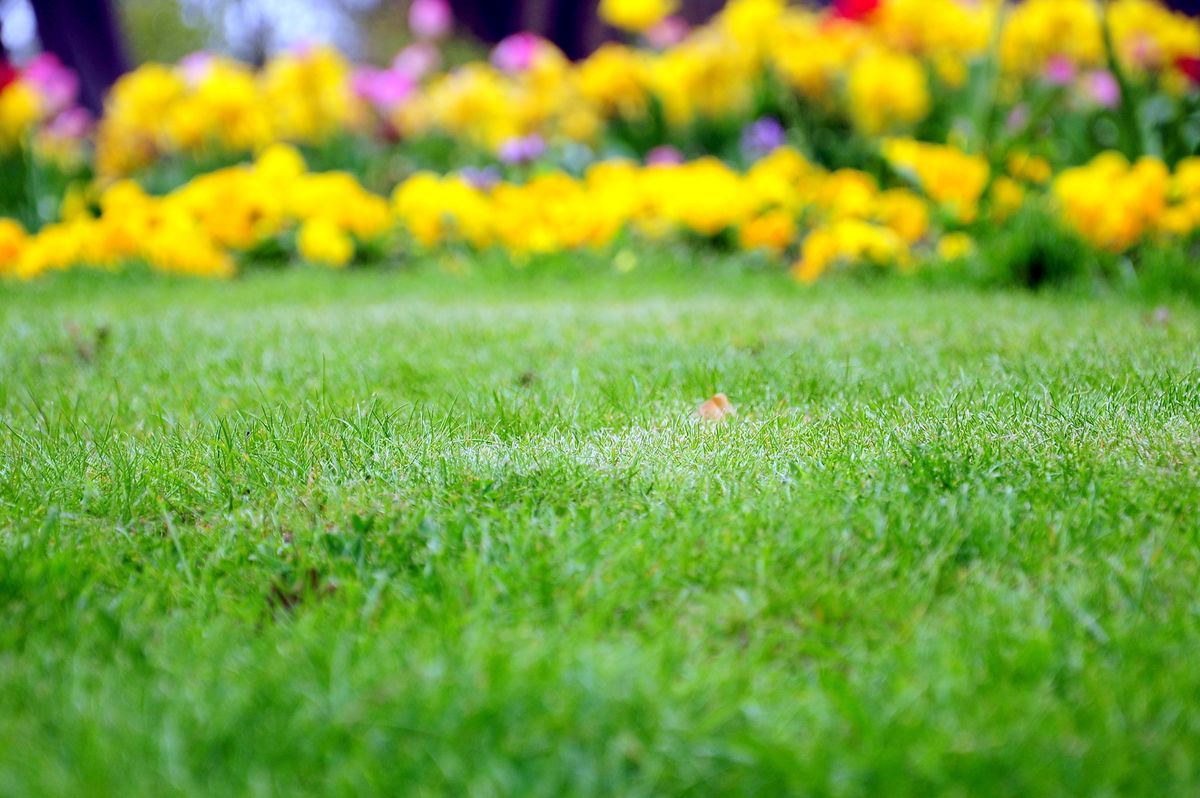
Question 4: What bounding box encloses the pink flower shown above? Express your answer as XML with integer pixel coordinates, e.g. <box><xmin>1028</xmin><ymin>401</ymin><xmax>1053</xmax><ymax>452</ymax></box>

<box><xmin>409</xmin><ymin>0</ymin><xmax>453</xmax><ymax>41</ymax></box>
<box><xmin>1043</xmin><ymin>55</ymin><xmax>1076</xmax><ymax>87</ymax></box>
<box><xmin>45</xmin><ymin>107</ymin><xmax>93</xmax><ymax>140</ymax></box>
<box><xmin>352</xmin><ymin>67</ymin><xmax>417</xmax><ymax>113</ymax></box>
<box><xmin>392</xmin><ymin>42</ymin><xmax>440</xmax><ymax>80</ymax></box>
<box><xmin>23</xmin><ymin>53</ymin><xmax>78</xmax><ymax>115</ymax></box>
<box><xmin>491</xmin><ymin>32</ymin><xmax>544</xmax><ymax>74</ymax></box>
<box><xmin>1085</xmin><ymin>70</ymin><xmax>1121</xmax><ymax>109</ymax></box>
<box><xmin>646</xmin><ymin>16</ymin><xmax>689</xmax><ymax>49</ymax></box>
<box><xmin>1128</xmin><ymin>34</ymin><xmax>1161</xmax><ymax>71</ymax></box>
<box><xmin>645</xmin><ymin>145</ymin><xmax>684</xmax><ymax>166</ymax></box>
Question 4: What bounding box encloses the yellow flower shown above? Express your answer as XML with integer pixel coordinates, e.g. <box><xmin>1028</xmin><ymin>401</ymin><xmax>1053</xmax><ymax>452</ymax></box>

<box><xmin>0</xmin><ymin>81</ymin><xmax>41</xmax><ymax>149</ymax></box>
<box><xmin>720</xmin><ymin>0</ymin><xmax>787</xmax><ymax>61</ymax></box>
<box><xmin>576</xmin><ymin>44</ymin><xmax>650</xmax><ymax>118</ymax></box>
<box><xmin>1000</xmin><ymin>0</ymin><xmax>1104</xmax><ymax>77</ymax></box>
<box><xmin>738</xmin><ymin>210</ymin><xmax>797</xmax><ymax>254</ymax></box>
<box><xmin>769</xmin><ymin>12</ymin><xmax>862</xmax><ymax>104</ymax></box>
<box><xmin>261</xmin><ymin>46</ymin><xmax>364</xmax><ymax>143</ymax></box>
<box><xmin>59</xmin><ymin>184</ymin><xmax>93</xmax><ymax>223</ymax></box>
<box><xmin>1108</xmin><ymin>0</ymin><xmax>1200</xmax><ymax>79</ymax></box>
<box><xmin>936</xmin><ymin>232</ymin><xmax>975</xmax><ymax>262</ymax></box>
<box><xmin>1007</xmin><ymin>151</ymin><xmax>1053</xmax><ymax>184</ymax></box>
<box><xmin>599</xmin><ymin>0</ymin><xmax>678</xmax><ymax>33</ymax></box>
<box><xmin>990</xmin><ymin>176</ymin><xmax>1025</xmax><ymax>222</ymax></box>
<box><xmin>872</xmin><ymin>0</ymin><xmax>995</xmax><ymax>60</ymax></box>
<box><xmin>874</xmin><ymin>189</ymin><xmax>931</xmax><ymax>244</ymax></box>
<box><xmin>1054</xmin><ymin>152</ymin><xmax>1170</xmax><ymax>251</ymax></box>
<box><xmin>95</xmin><ymin>63</ymin><xmax>185</xmax><ymax>176</ymax></box>
<box><xmin>297</xmin><ymin>218</ymin><xmax>354</xmax><ymax>268</ymax></box>
<box><xmin>883</xmin><ymin>138</ymin><xmax>990</xmax><ymax>222</ymax></box>
<box><xmin>0</xmin><ymin>218</ymin><xmax>27</xmax><ymax>275</ymax></box>
<box><xmin>392</xmin><ymin>172</ymin><xmax>493</xmax><ymax>248</ymax></box>
<box><xmin>848</xmin><ymin>51</ymin><xmax>930</xmax><ymax>135</ymax></box>
<box><xmin>648</xmin><ymin>31</ymin><xmax>756</xmax><ymax>125</ymax></box>
<box><xmin>255</xmin><ymin>143</ymin><xmax>307</xmax><ymax>187</ymax></box>
<box><xmin>792</xmin><ymin>219</ymin><xmax>909</xmax><ymax>283</ymax></box>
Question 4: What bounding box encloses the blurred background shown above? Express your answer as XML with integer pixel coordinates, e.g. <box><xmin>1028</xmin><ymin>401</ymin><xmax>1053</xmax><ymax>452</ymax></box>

<box><xmin>0</xmin><ymin>0</ymin><xmax>734</xmax><ymax>111</ymax></box>
<box><xmin>8</xmin><ymin>0</ymin><xmax>1200</xmax><ymax>112</ymax></box>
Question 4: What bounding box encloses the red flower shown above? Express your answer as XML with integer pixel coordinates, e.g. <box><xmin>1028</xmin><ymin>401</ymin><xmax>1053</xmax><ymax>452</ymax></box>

<box><xmin>834</xmin><ymin>0</ymin><xmax>881</xmax><ymax>21</ymax></box>
<box><xmin>1176</xmin><ymin>55</ymin><xmax>1200</xmax><ymax>86</ymax></box>
<box><xmin>0</xmin><ymin>59</ymin><xmax>18</xmax><ymax>92</ymax></box>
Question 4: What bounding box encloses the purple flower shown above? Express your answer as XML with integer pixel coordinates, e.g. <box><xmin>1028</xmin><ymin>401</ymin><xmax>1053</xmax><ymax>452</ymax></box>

<box><xmin>491</xmin><ymin>33</ymin><xmax>544</xmax><ymax>74</ymax></box>
<box><xmin>646</xmin><ymin>145</ymin><xmax>685</xmax><ymax>166</ymax></box>
<box><xmin>1043</xmin><ymin>55</ymin><xmax>1077</xmax><ymax>87</ymax></box>
<box><xmin>1005</xmin><ymin>102</ymin><xmax>1031</xmax><ymax>133</ymax></box>
<box><xmin>179</xmin><ymin>52</ymin><xmax>216</xmax><ymax>86</ymax></box>
<box><xmin>1085</xmin><ymin>70</ymin><xmax>1121</xmax><ymax>109</ymax></box>
<box><xmin>392</xmin><ymin>42</ymin><xmax>440</xmax><ymax>80</ymax></box>
<box><xmin>498</xmin><ymin>134</ymin><xmax>546</xmax><ymax>165</ymax></box>
<box><xmin>45</xmin><ymin>107</ymin><xmax>93</xmax><ymax>140</ymax></box>
<box><xmin>23</xmin><ymin>53</ymin><xmax>78</xmax><ymax>115</ymax></box>
<box><xmin>409</xmin><ymin>0</ymin><xmax>453</xmax><ymax>40</ymax></box>
<box><xmin>286</xmin><ymin>41</ymin><xmax>318</xmax><ymax>58</ymax></box>
<box><xmin>461</xmin><ymin>166</ymin><xmax>501</xmax><ymax>191</ymax></box>
<box><xmin>740</xmin><ymin>118</ymin><xmax>787</xmax><ymax>160</ymax></box>
<box><xmin>352</xmin><ymin>67</ymin><xmax>417</xmax><ymax>113</ymax></box>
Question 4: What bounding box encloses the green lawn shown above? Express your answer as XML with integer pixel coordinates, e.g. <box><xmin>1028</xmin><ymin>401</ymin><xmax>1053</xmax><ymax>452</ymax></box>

<box><xmin>3</xmin><ymin>262</ymin><xmax>1200</xmax><ymax>796</ymax></box>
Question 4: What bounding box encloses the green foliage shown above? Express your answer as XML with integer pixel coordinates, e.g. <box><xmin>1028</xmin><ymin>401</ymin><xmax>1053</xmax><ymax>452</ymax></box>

<box><xmin>118</xmin><ymin>0</ymin><xmax>212</xmax><ymax>65</ymax></box>
<box><xmin>976</xmin><ymin>203</ymin><xmax>1109</xmax><ymax>289</ymax></box>
<box><xmin>0</xmin><ymin>149</ymin><xmax>34</xmax><ymax>227</ymax></box>
<box><xmin>1130</xmin><ymin>241</ymin><xmax>1200</xmax><ymax>301</ymax></box>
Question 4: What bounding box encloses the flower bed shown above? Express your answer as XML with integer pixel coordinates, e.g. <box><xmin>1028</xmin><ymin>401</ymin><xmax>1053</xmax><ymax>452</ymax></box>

<box><xmin>3</xmin><ymin>0</ymin><xmax>1200</xmax><ymax>286</ymax></box>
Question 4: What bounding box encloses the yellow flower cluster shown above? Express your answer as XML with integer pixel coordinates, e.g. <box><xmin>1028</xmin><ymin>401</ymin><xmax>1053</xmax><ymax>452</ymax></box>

<box><xmin>85</xmin><ymin>0</ymin><xmax>1200</xmax><ymax>173</ymax></box>
<box><xmin>1051</xmin><ymin>152</ymin><xmax>1200</xmax><ymax>252</ymax></box>
<box><xmin>388</xmin><ymin>0</ymin><xmax>1200</xmax><ymax>147</ymax></box>
<box><xmin>524</xmin><ymin>0</ymin><xmax>1198</xmax><ymax>136</ymax></box>
<box><xmin>95</xmin><ymin>48</ymin><xmax>362</xmax><ymax>177</ymax></box>
<box><xmin>3</xmin><ymin>142</ymin><xmax>964</xmax><ymax>280</ymax></box>
<box><xmin>1000</xmin><ymin>0</ymin><xmax>1106</xmax><ymax>77</ymax></box>
<box><xmin>847</xmin><ymin>52</ymin><xmax>931</xmax><ymax>135</ymax></box>
<box><xmin>6</xmin><ymin>183</ymin><xmax>235</xmax><ymax>280</ymax></box>
<box><xmin>397</xmin><ymin>53</ymin><xmax>596</xmax><ymax>151</ymax></box>
<box><xmin>391</xmin><ymin>147</ymin><xmax>943</xmax><ymax>274</ymax></box>
<box><xmin>882</xmin><ymin>138</ymin><xmax>991</xmax><ymax>222</ymax></box>
<box><xmin>793</xmin><ymin>219</ymin><xmax>910</xmax><ymax>283</ymax></box>
<box><xmin>0</xmin><ymin>144</ymin><xmax>388</xmax><ymax>279</ymax></box>
<box><xmin>12</xmin><ymin>138</ymin><xmax>1200</xmax><ymax>282</ymax></box>
<box><xmin>1001</xmin><ymin>0</ymin><xmax>1200</xmax><ymax>83</ymax></box>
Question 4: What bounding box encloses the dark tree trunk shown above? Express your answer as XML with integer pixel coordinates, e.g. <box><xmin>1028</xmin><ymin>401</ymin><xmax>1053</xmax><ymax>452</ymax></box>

<box><xmin>677</xmin><ymin>0</ymin><xmax>725</xmax><ymax>25</ymax></box>
<box><xmin>30</xmin><ymin>0</ymin><xmax>128</xmax><ymax>113</ymax></box>
<box><xmin>447</xmin><ymin>0</ymin><xmax>524</xmax><ymax>46</ymax></box>
<box><xmin>448</xmin><ymin>0</ymin><xmax>606</xmax><ymax>59</ymax></box>
<box><xmin>446</xmin><ymin>0</ymin><xmax>729</xmax><ymax>60</ymax></box>
<box><xmin>540</xmin><ymin>0</ymin><xmax>607</xmax><ymax>61</ymax></box>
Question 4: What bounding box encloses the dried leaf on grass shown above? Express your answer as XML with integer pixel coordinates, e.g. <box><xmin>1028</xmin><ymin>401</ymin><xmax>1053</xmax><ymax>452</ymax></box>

<box><xmin>696</xmin><ymin>393</ymin><xmax>736</xmax><ymax>422</ymax></box>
